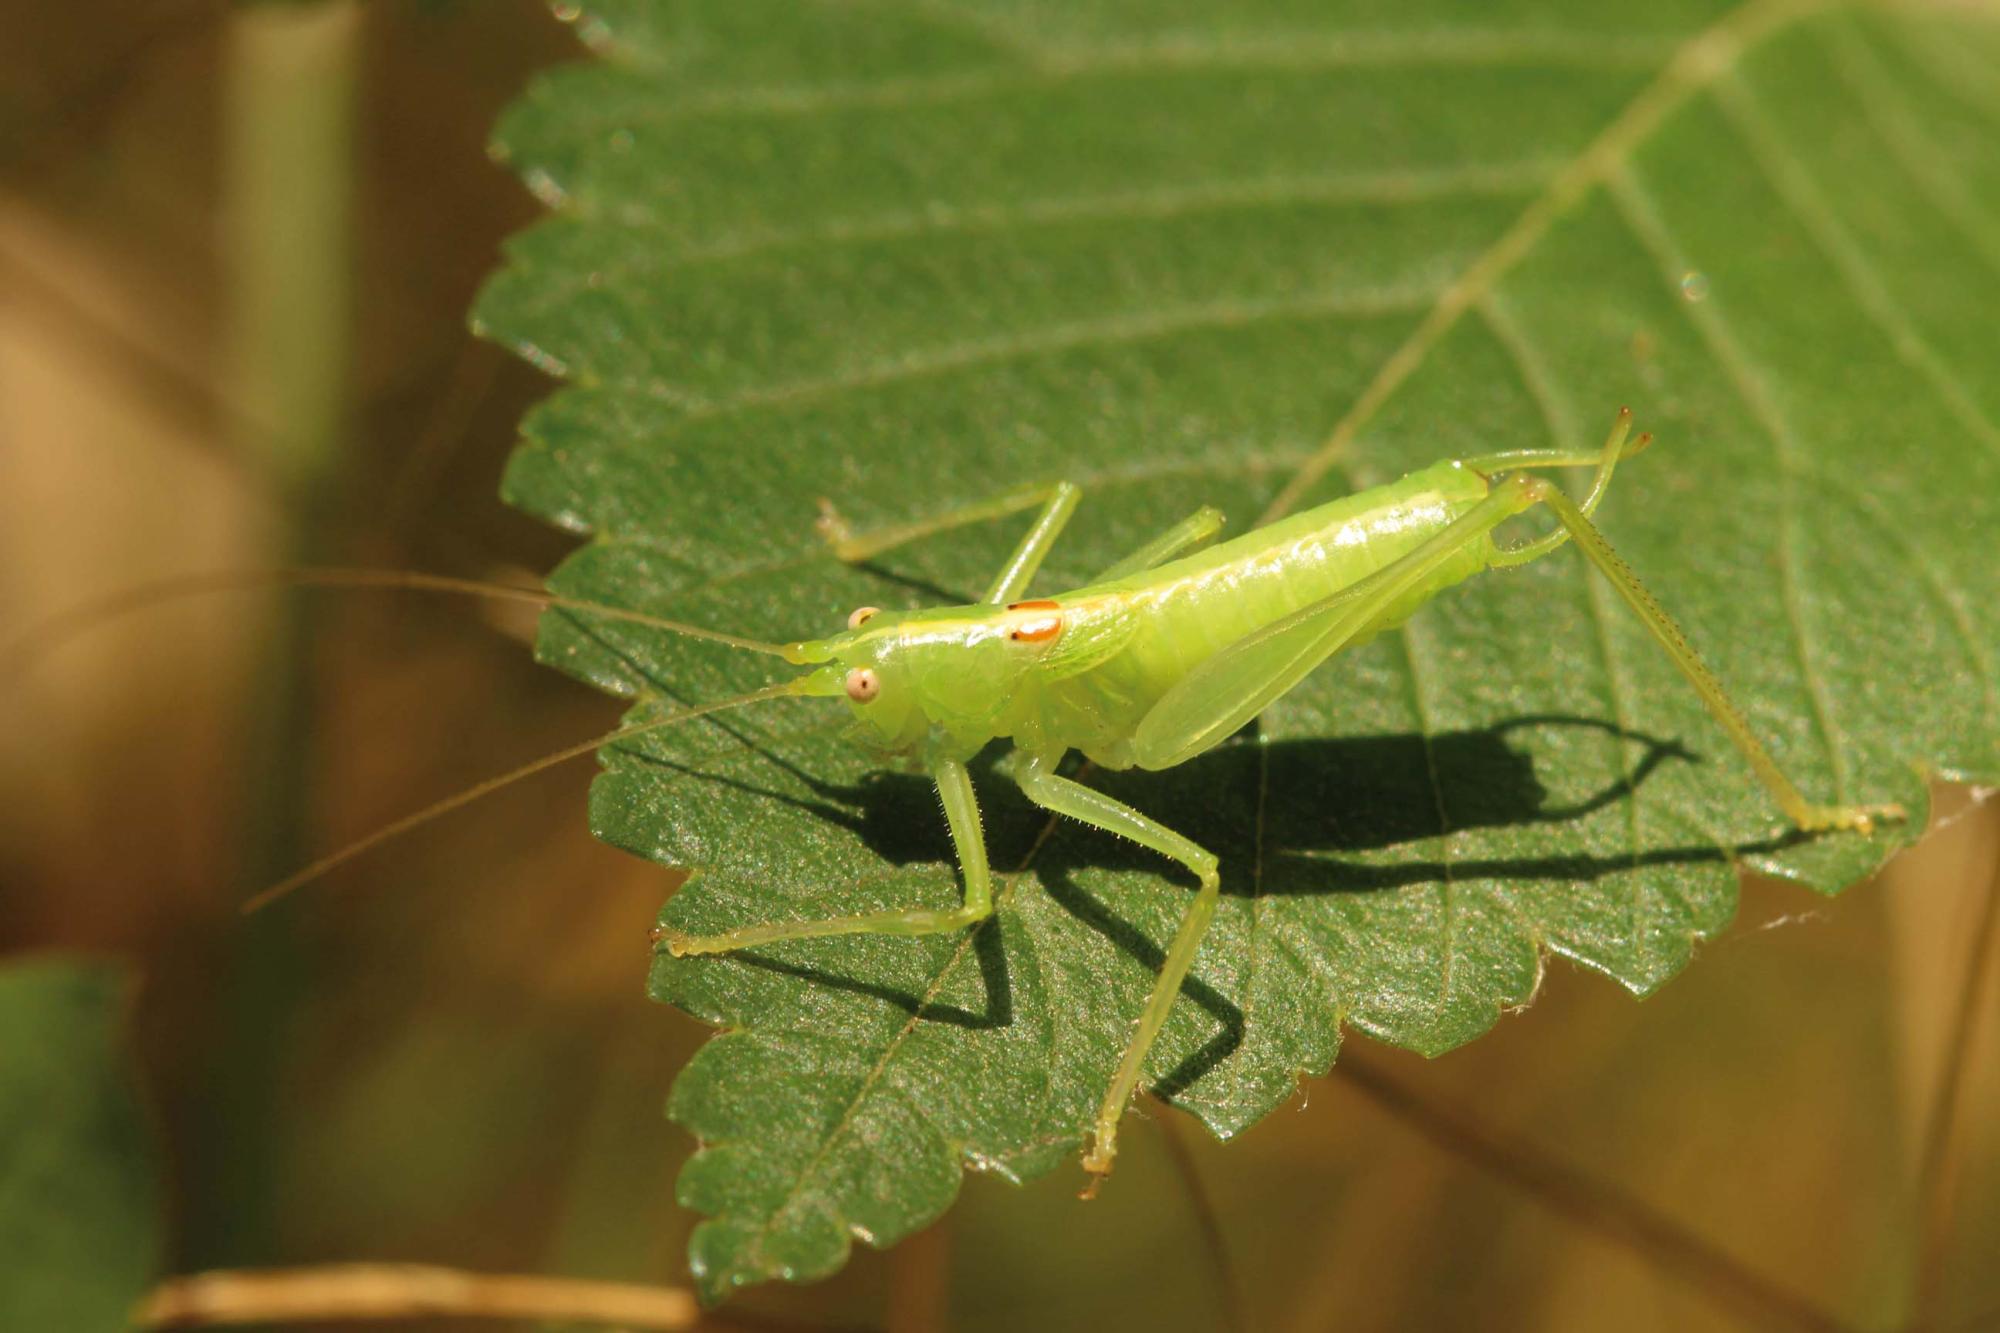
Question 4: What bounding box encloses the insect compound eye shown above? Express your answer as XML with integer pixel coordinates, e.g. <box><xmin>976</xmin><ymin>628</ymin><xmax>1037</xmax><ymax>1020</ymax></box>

<box><xmin>846</xmin><ymin>605</ymin><xmax>880</xmax><ymax>629</ymax></box>
<box><xmin>843</xmin><ymin>667</ymin><xmax>880</xmax><ymax>703</ymax></box>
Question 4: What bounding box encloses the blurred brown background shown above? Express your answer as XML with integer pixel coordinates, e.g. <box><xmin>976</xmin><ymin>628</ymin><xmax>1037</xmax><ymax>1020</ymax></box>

<box><xmin>2</xmin><ymin>3</ymin><xmax>1996</xmax><ymax>1330</ymax></box>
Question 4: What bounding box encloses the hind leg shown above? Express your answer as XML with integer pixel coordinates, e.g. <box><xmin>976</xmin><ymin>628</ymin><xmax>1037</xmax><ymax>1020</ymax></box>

<box><xmin>1522</xmin><ymin>477</ymin><xmax>1900</xmax><ymax>834</ymax></box>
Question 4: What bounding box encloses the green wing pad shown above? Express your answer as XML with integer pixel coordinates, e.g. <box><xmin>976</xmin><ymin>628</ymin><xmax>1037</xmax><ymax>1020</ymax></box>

<box><xmin>1129</xmin><ymin>597</ymin><xmax>1353</xmax><ymax>769</ymax></box>
<box><xmin>1037</xmin><ymin>600</ymin><xmax>1142</xmax><ymax>680</ymax></box>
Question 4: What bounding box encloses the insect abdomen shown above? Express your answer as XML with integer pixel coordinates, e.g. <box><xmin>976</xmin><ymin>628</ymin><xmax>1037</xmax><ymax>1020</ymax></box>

<box><xmin>1052</xmin><ymin>462</ymin><xmax>1494</xmax><ymax>759</ymax></box>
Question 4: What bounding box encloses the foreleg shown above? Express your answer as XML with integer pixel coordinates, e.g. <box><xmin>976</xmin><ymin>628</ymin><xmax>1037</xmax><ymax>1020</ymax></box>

<box><xmin>656</xmin><ymin>754</ymin><xmax>996</xmax><ymax>954</ymax></box>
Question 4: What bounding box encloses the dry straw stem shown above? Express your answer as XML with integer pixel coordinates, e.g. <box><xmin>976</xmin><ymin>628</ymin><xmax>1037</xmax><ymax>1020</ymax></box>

<box><xmin>137</xmin><ymin>1263</ymin><xmax>698</xmax><ymax>1328</ymax></box>
<box><xmin>1910</xmin><ymin>844</ymin><xmax>2000</xmax><ymax>1328</ymax></box>
<box><xmin>1336</xmin><ymin>1049</ymin><xmax>1853</xmax><ymax>1333</ymax></box>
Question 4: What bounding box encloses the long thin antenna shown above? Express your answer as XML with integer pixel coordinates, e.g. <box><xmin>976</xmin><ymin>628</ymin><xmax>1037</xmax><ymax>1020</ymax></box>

<box><xmin>240</xmin><ymin>679</ymin><xmax>804</xmax><ymax>914</ymax></box>
<box><xmin>2</xmin><ymin>566</ymin><xmax>793</xmax><ymax>679</ymax></box>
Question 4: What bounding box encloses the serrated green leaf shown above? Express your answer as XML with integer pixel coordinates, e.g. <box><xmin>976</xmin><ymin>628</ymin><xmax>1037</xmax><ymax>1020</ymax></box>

<box><xmin>0</xmin><ymin>959</ymin><xmax>161</xmax><ymax>1330</ymax></box>
<box><xmin>476</xmin><ymin>0</ymin><xmax>2000</xmax><ymax>1300</ymax></box>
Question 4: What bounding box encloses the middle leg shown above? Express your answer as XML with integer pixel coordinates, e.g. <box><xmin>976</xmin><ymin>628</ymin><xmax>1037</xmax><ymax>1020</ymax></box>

<box><xmin>1016</xmin><ymin>750</ymin><xmax>1221</xmax><ymax>1194</ymax></box>
<box><xmin>820</xmin><ymin>481</ymin><xmax>1082</xmax><ymax>606</ymax></box>
<box><xmin>1090</xmin><ymin>506</ymin><xmax>1227</xmax><ymax>582</ymax></box>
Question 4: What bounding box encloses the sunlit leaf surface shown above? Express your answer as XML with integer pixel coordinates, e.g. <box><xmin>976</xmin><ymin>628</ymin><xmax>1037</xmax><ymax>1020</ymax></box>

<box><xmin>476</xmin><ymin>0</ymin><xmax>2000</xmax><ymax>1299</ymax></box>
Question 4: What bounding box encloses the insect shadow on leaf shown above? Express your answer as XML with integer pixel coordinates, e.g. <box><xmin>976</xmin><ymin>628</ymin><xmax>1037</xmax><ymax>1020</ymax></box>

<box><xmin>634</xmin><ymin>702</ymin><xmax>1718</xmax><ymax>1101</ymax></box>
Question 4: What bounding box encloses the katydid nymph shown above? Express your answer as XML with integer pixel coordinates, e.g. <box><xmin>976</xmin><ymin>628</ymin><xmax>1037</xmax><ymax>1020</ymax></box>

<box><xmin>132</xmin><ymin>408</ymin><xmax>1896</xmax><ymax>1194</ymax></box>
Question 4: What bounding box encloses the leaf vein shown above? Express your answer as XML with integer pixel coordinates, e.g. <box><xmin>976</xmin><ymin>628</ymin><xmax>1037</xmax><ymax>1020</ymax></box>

<box><xmin>1819</xmin><ymin>18</ymin><xmax>2000</xmax><ymax>282</ymax></box>
<box><xmin>1233</xmin><ymin>740</ymin><xmax>1272</xmax><ymax>1114</ymax></box>
<box><xmin>633</xmin><ymin>287</ymin><xmax>1439</xmax><ymax>424</ymax></box>
<box><xmin>563</xmin><ymin>161</ymin><xmax>1553</xmax><ymax>272</ymax></box>
<box><xmin>568</xmin><ymin>29</ymin><xmax>1684</xmax><ymax>124</ymax></box>
<box><xmin>1339</xmin><ymin>456</ymin><xmax>1463</xmax><ymax>1020</ymax></box>
<box><xmin>1607</xmin><ymin>163</ymin><xmax>1854</xmax><ymax>802</ymax></box>
<box><xmin>1476</xmin><ymin>292</ymin><xmax>1651</xmax><ymax>882</ymax></box>
<box><xmin>1880</xmin><ymin>13</ymin><xmax>2000</xmax><ymax>130</ymax></box>
<box><xmin>594</xmin><ymin>448</ymin><xmax>1314</xmax><ymax>599</ymax></box>
<box><xmin>1802</xmin><ymin>467</ymin><xmax>2000</xmax><ymax>734</ymax></box>
<box><xmin>741</xmin><ymin>924</ymin><xmax>983</xmax><ymax>1273</ymax></box>
<box><xmin>1263</xmin><ymin>0</ymin><xmax>1838</xmax><ymax>523</ymax></box>
<box><xmin>1711</xmin><ymin>70</ymin><xmax>2000</xmax><ymax>462</ymax></box>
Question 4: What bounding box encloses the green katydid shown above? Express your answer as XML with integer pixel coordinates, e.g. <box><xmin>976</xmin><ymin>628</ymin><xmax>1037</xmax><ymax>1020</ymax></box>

<box><xmin>640</xmin><ymin>408</ymin><xmax>1899</xmax><ymax>1190</ymax></box>
<box><xmin>34</xmin><ymin>408</ymin><xmax>1899</xmax><ymax>1192</ymax></box>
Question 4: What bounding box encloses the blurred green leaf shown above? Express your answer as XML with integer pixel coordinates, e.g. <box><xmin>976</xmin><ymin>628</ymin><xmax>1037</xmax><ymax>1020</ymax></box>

<box><xmin>476</xmin><ymin>0</ymin><xmax>2000</xmax><ymax>1300</ymax></box>
<box><xmin>0</xmin><ymin>958</ymin><xmax>160</xmax><ymax>1330</ymax></box>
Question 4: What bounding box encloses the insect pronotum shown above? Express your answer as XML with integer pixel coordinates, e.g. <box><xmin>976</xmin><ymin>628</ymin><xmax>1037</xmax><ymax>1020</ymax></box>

<box><xmin>16</xmin><ymin>409</ymin><xmax>1903</xmax><ymax>1193</ymax></box>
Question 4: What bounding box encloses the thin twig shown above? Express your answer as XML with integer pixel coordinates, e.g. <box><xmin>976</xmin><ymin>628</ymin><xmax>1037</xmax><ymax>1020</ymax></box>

<box><xmin>1911</xmin><ymin>846</ymin><xmax>2000</xmax><ymax>1329</ymax></box>
<box><xmin>1153</xmin><ymin>1109</ymin><xmax>1248</xmax><ymax>1333</ymax></box>
<box><xmin>1336</xmin><ymin>1047</ymin><xmax>1855</xmax><ymax>1333</ymax></box>
<box><xmin>136</xmin><ymin>1263</ymin><xmax>698</xmax><ymax>1328</ymax></box>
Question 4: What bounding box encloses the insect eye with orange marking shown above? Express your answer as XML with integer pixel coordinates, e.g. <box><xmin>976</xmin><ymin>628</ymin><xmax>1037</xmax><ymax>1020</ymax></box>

<box><xmin>847</xmin><ymin>605</ymin><xmax>880</xmax><ymax>629</ymax></box>
<box><xmin>844</xmin><ymin>667</ymin><xmax>880</xmax><ymax>703</ymax></box>
<box><xmin>1006</xmin><ymin>598</ymin><xmax>1064</xmax><ymax>644</ymax></box>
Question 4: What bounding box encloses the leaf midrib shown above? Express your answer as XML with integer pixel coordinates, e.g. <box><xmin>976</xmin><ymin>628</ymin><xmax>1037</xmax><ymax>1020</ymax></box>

<box><xmin>1262</xmin><ymin>0</ymin><xmax>1840</xmax><ymax>523</ymax></box>
<box><xmin>737</xmin><ymin>758</ymin><xmax>1080</xmax><ymax>1271</ymax></box>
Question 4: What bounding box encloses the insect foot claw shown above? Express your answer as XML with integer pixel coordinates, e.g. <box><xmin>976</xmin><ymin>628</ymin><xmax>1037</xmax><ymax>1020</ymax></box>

<box><xmin>1078</xmin><ymin>1129</ymin><xmax>1117</xmax><ymax>1200</ymax></box>
<box><xmin>1799</xmin><ymin>802</ymin><xmax>1907</xmax><ymax>837</ymax></box>
<box><xmin>648</xmin><ymin>925</ymin><xmax>697</xmax><ymax>958</ymax></box>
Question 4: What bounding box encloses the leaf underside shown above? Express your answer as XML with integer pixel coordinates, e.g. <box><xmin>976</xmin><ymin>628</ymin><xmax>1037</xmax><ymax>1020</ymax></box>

<box><xmin>476</xmin><ymin>0</ymin><xmax>2000</xmax><ymax>1300</ymax></box>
